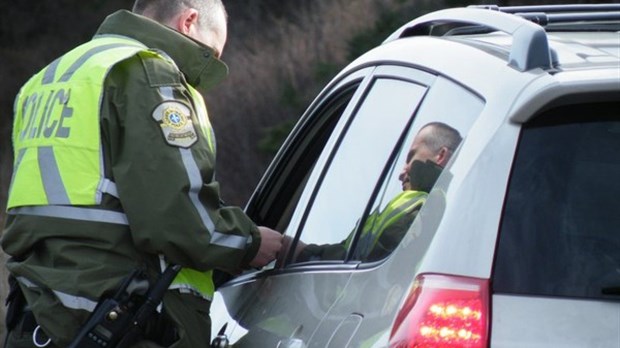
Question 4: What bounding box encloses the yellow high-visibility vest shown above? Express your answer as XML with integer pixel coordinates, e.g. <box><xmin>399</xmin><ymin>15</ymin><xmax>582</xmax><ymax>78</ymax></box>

<box><xmin>8</xmin><ymin>36</ymin><xmax>148</xmax><ymax>208</ymax></box>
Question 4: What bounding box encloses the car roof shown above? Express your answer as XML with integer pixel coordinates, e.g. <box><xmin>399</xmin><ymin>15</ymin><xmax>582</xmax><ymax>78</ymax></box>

<box><xmin>383</xmin><ymin>4</ymin><xmax>620</xmax><ymax>73</ymax></box>
<box><xmin>325</xmin><ymin>4</ymin><xmax>619</xmax><ymax>119</ymax></box>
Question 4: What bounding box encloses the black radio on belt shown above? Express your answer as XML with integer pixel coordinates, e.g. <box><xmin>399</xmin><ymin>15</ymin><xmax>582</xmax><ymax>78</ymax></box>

<box><xmin>68</xmin><ymin>265</ymin><xmax>181</xmax><ymax>348</ymax></box>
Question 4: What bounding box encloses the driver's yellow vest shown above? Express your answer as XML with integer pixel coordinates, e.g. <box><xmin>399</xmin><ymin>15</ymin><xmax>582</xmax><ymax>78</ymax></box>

<box><xmin>346</xmin><ymin>190</ymin><xmax>427</xmax><ymax>251</ymax></box>
<box><xmin>8</xmin><ymin>35</ymin><xmax>214</xmax><ymax>301</ymax></box>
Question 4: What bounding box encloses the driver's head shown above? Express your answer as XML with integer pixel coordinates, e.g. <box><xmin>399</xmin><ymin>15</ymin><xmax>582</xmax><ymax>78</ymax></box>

<box><xmin>399</xmin><ymin>122</ymin><xmax>462</xmax><ymax>191</ymax></box>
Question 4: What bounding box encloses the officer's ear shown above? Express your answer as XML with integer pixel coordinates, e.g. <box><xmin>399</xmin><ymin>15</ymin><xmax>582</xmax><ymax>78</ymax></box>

<box><xmin>175</xmin><ymin>8</ymin><xmax>199</xmax><ymax>36</ymax></box>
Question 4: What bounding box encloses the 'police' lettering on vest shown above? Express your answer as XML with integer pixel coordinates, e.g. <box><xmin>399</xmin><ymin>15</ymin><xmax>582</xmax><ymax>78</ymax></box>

<box><xmin>20</xmin><ymin>88</ymin><xmax>73</xmax><ymax>140</ymax></box>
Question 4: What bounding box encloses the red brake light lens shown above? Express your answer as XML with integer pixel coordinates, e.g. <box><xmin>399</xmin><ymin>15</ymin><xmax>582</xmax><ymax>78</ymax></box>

<box><xmin>389</xmin><ymin>273</ymin><xmax>490</xmax><ymax>348</ymax></box>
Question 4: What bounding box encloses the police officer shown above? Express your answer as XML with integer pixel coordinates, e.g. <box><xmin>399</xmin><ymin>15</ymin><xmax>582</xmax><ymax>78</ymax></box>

<box><xmin>294</xmin><ymin>122</ymin><xmax>461</xmax><ymax>262</ymax></box>
<box><xmin>2</xmin><ymin>0</ymin><xmax>283</xmax><ymax>347</ymax></box>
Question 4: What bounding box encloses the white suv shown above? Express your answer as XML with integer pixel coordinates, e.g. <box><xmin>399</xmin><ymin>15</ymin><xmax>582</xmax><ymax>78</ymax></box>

<box><xmin>211</xmin><ymin>4</ymin><xmax>620</xmax><ymax>347</ymax></box>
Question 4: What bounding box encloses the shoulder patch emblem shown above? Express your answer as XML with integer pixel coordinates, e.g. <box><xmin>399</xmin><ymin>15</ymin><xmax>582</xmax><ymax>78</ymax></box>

<box><xmin>152</xmin><ymin>101</ymin><xmax>198</xmax><ymax>148</ymax></box>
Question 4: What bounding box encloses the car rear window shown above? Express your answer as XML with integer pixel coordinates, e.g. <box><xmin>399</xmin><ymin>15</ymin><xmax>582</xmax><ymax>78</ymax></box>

<box><xmin>493</xmin><ymin>101</ymin><xmax>620</xmax><ymax>300</ymax></box>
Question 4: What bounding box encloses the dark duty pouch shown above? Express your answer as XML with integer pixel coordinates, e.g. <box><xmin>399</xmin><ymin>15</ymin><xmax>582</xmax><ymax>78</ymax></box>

<box><xmin>5</xmin><ymin>275</ymin><xmax>27</xmax><ymax>331</ymax></box>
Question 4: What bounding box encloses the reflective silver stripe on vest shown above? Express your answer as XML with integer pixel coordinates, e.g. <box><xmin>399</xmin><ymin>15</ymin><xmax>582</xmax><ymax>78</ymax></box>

<box><xmin>170</xmin><ymin>284</ymin><xmax>214</xmax><ymax>301</ymax></box>
<box><xmin>8</xmin><ymin>148</ymin><xmax>26</xmax><ymax>194</ymax></box>
<box><xmin>15</xmin><ymin>276</ymin><xmax>37</xmax><ymax>288</ymax></box>
<box><xmin>179</xmin><ymin>148</ymin><xmax>216</xmax><ymax>233</ymax></box>
<box><xmin>99</xmin><ymin>178</ymin><xmax>119</xmax><ymax>198</ymax></box>
<box><xmin>39</xmin><ymin>146</ymin><xmax>71</xmax><ymax>205</ymax></box>
<box><xmin>53</xmin><ymin>290</ymin><xmax>98</xmax><ymax>312</ymax></box>
<box><xmin>17</xmin><ymin>276</ymin><xmax>98</xmax><ymax>312</ymax></box>
<box><xmin>159</xmin><ymin>86</ymin><xmax>175</xmax><ymax>101</ymax></box>
<box><xmin>58</xmin><ymin>43</ymin><xmax>142</xmax><ymax>82</ymax></box>
<box><xmin>9</xmin><ymin>206</ymin><xmax>129</xmax><ymax>225</ymax></box>
<box><xmin>178</xmin><ymin>149</ymin><xmax>247</xmax><ymax>250</ymax></box>
<box><xmin>42</xmin><ymin>57</ymin><xmax>62</xmax><ymax>85</ymax></box>
<box><xmin>382</xmin><ymin>195</ymin><xmax>425</xmax><ymax>224</ymax></box>
<box><xmin>42</xmin><ymin>42</ymin><xmax>143</xmax><ymax>85</ymax></box>
<box><xmin>211</xmin><ymin>232</ymin><xmax>249</xmax><ymax>250</ymax></box>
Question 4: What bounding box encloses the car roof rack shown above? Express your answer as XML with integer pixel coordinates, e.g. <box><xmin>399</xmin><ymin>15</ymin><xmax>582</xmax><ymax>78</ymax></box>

<box><xmin>472</xmin><ymin>4</ymin><xmax>620</xmax><ymax>14</ymax></box>
<box><xmin>383</xmin><ymin>5</ymin><xmax>620</xmax><ymax>72</ymax></box>
<box><xmin>471</xmin><ymin>4</ymin><xmax>620</xmax><ymax>26</ymax></box>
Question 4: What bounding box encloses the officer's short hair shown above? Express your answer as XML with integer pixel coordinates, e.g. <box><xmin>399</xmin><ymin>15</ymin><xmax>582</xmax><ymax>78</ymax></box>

<box><xmin>132</xmin><ymin>0</ymin><xmax>227</xmax><ymax>34</ymax></box>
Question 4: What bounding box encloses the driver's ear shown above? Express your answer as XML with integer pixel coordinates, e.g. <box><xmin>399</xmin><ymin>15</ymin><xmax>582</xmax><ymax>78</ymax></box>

<box><xmin>435</xmin><ymin>147</ymin><xmax>451</xmax><ymax>167</ymax></box>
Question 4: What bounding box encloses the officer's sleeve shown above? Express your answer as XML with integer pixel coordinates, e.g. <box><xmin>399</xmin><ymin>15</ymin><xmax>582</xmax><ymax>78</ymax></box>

<box><xmin>101</xmin><ymin>54</ymin><xmax>260</xmax><ymax>274</ymax></box>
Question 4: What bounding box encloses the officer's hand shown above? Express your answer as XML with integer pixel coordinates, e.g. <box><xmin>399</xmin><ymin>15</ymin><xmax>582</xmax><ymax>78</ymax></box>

<box><xmin>275</xmin><ymin>235</ymin><xmax>307</xmax><ymax>267</ymax></box>
<box><xmin>250</xmin><ymin>226</ymin><xmax>283</xmax><ymax>268</ymax></box>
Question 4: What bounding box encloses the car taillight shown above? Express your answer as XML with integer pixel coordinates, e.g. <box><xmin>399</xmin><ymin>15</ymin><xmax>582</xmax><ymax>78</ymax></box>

<box><xmin>389</xmin><ymin>273</ymin><xmax>490</xmax><ymax>348</ymax></box>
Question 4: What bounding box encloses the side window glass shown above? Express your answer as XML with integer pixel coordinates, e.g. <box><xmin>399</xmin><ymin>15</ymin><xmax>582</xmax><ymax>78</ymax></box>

<box><xmin>247</xmin><ymin>69</ymin><xmax>374</xmax><ymax>232</ymax></box>
<box><xmin>351</xmin><ymin>76</ymin><xmax>484</xmax><ymax>262</ymax></box>
<box><xmin>292</xmin><ymin>77</ymin><xmax>428</xmax><ymax>263</ymax></box>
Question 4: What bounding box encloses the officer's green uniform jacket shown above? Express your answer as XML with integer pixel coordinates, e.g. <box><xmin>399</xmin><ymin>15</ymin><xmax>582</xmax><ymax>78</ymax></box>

<box><xmin>1</xmin><ymin>10</ymin><xmax>260</xmax><ymax>347</ymax></box>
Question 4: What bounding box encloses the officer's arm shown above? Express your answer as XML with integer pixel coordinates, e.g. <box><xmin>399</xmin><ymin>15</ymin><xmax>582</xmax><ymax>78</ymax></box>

<box><xmin>102</xmin><ymin>54</ymin><xmax>261</xmax><ymax>273</ymax></box>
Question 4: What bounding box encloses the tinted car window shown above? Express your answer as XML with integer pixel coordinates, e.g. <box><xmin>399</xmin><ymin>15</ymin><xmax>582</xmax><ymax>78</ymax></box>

<box><xmin>494</xmin><ymin>102</ymin><xmax>620</xmax><ymax>299</ymax></box>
